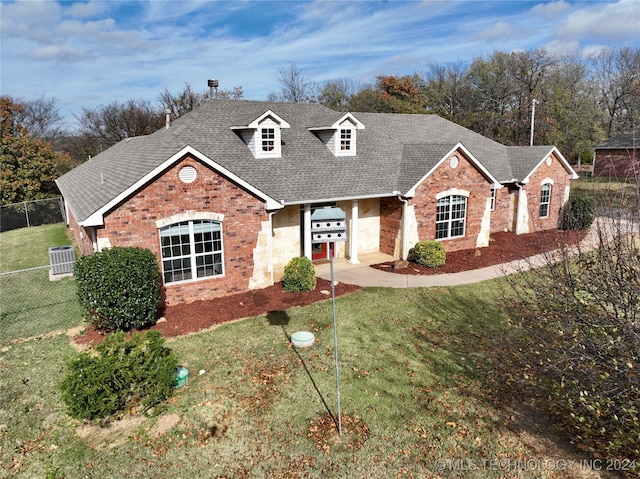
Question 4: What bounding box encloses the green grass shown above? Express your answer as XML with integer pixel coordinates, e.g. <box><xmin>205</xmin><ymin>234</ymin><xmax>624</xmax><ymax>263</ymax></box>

<box><xmin>572</xmin><ymin>177</ymin><xmax>639</xmax><ymax>211</ymax></box>
<box><xmin>1</xmin><ymin>283</ymin><xmax>589</xmax><ymax>479</ymax></box>
<box><xmin>0</xmin><ymin>224</ymin><xmax>83</xmax><ymax>343</ymax></box>
<box><xmin>0</xmin><ymin>223</ymin><xmax>73</xmax><ymax>272</ymax></box>
<box><xmin>0</xmin><ymin>223</ymin><xmax>605</xmax><ymax>478</ymax></box>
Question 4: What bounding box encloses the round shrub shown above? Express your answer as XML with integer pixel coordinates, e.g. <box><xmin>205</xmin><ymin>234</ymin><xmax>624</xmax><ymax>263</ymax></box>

<box><xmin>74</xmin><ymin>246</ymin><xmax>161</xmax><ymax>331</ymax></box>
<box><xmin>282</xmin><ymin>256</ymin><xmax>316</xmax><ymax>293</ymax></box>
<box><xmin>560</xmin><ymin>194</ymin><xmax>595</xmax><ymax>230</ymax></box>
<box><xmin>413</xmin><ymin>240</ymin><xmax>446</xmax><ymax>268</ymax></box>
<box><xmin>58</xmin><ymin>330</ymin><xmax>178</xmax><ymax>422</ymax></box>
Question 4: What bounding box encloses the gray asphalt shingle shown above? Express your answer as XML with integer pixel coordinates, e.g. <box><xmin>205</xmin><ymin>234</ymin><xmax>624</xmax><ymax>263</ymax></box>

<box><xmin>56</xmin><ymin>99</ymin><xmax>559</xmax><ymax>222</ymax></box>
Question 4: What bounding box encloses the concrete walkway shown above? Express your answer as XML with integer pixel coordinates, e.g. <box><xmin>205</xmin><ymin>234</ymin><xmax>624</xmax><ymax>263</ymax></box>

<box><xmin>315</xmin><ymin>216</ymin><xmax>629</xmax><ymax>288</ymax></box>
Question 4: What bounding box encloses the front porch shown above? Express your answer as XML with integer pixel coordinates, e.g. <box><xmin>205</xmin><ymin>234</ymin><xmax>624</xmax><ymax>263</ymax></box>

<box><xmin>272</xmin><ymin>252</ymin><xmax>395</xmax><ymax>283</ymax></box>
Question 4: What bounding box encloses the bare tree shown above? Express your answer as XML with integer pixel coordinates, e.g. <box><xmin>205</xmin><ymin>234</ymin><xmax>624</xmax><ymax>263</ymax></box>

<box><xmin>76</xmin><ymin>99</ymin><xmax>164</xmax><ymax>153</ymax></box>
<box><xmin>217</xmin><ymin>85</ymin><xmax>244</xmax><ymax>100</ymax></box>
<box><xmin>589</xmin><ymin>46</ymin><xmax>640</xmax><ymax>137</ymax></box>
<box><xmin>502</xmin><ymin>170</ymin><xmax>639</xmax><ymax>462</ymax></box>
<box><xmin>424</xmin><ymin>60</ymin><xmax>472</xmax><ymax>122</ymax></box>
<box><xmin>159</xmin><ymin>83</ymin><xmax>206</xmax><ymax>119</ymax></box>
<box><xmin>273</xmin><ymin>61</ymin><xmax>317</xmax><ymax>102</ymax></box>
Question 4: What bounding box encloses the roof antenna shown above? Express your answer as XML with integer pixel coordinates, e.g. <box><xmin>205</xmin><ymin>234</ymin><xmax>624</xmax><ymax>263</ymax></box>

<box><xmin>208</xmin><ymin>79</ymin><xmax>219</xmax><ymax>100</ymax></box>
<box><xmin>165</xmin><ymin>108</ymin><xmax>171</xmax><ymax>130</ymax></box>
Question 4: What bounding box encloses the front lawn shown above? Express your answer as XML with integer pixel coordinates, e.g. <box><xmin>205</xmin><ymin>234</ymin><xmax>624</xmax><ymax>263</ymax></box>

<box><xmin>1</xmin><ymin>284</ymin><xmax>613</xmax><ymax>479</ymax></box>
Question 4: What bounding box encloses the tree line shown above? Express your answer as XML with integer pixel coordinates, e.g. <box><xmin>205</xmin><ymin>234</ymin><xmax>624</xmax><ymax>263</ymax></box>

<box><xmin>1</xmin><ymin>46</ymin><xmax>638</xmax><ymax>205</ymax></box>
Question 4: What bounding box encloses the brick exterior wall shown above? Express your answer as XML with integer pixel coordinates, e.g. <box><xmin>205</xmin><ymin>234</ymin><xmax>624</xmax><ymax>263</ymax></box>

<box><xmin>410</xmin><ymin>153</ymin><xmax>493</xmax><ymax>252</ymax></box>
<box><xmin>523</xmin><ymin>152</ymin><xmax>572</xmax><ymax>232</ymax></box>
<box><xmin>67</xmin><ymin>206</ymin><xmax>95</xmax><ymax>256</ymax></box>
<box><xmin>594</xmin><ymin>148</ymin><xmax>639</xmax><ymax>179</ymax></box>
<box><xmin>88</xmin><ymin>155</ymin><xmax>268</xmax><ymax>306</ymax></box>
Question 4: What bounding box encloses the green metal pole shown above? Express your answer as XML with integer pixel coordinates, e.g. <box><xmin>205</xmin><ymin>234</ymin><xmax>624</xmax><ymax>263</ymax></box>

<box><xmin>330</xmin><ymin>242</ymin><xmax>342</xmax><ymax>436</ymax></box>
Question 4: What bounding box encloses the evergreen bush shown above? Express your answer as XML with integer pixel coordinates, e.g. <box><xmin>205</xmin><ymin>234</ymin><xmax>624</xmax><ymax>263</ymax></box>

<box><xmin>58</xmin><ymin>330</ymin><xmax>178</xmax><ymax>422</ymax></box>
<box><xmin>560</xmin><ymin>193</ymin><xmax>596</xmax><ymax>230</ymax></box>
<box><xmin>413</xmin><ymin>240</ymin><xmax>446</xmax><ymax>268</ymax></box>
<box><xmin>282</xmin><ymin>256</ymin><xmax>316</xmax><ymax>292</ymax></box>
<box><xmin>74</xmin><ymin>246</ymin><xmax>161</xmax><ymax>331</ymax></box>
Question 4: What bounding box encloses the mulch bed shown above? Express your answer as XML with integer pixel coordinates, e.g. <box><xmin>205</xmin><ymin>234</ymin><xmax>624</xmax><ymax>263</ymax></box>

<box><xmin>73</xmin><ymin>229</ymin><xmax>586</xmax><ymax>346</ymax></box>
<box><xmin>74</xmin><ymin>278</ymin><xmax>361</xmax><ymax>347</ymax></box>
<box><xmin>371</xmin><ymin>229</ymin><xmax>587</xmax><ymax>275</ymax></box>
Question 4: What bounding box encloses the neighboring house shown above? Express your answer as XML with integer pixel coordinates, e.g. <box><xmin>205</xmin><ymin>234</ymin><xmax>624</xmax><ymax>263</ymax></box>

<box><xmin>56</xmin><ymin>100</ymin><xmax>578</xmax><ymax>306</ymax></box>
<box><xmin>593</xmin><ymin>127</ymin><xmax>640</xmax><ymax>179</ymax></box>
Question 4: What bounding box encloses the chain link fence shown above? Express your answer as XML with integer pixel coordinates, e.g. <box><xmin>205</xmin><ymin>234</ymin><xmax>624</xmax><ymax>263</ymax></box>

<box><xmin>0</xmin><ymin>264</ymin><xmax>84</xmax><ymax>344</ymax></box>
<box><xmin>0</xmin><ymin>197</ymin><xmax>66</xmax><ymax>233</ymax></box>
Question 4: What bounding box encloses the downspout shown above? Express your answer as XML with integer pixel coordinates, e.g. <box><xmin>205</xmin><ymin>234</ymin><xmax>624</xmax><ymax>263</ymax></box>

<box><xmin>397</xmin><ymin>193</ymin><xmax>410</xmax><ymax>260</ymax></box>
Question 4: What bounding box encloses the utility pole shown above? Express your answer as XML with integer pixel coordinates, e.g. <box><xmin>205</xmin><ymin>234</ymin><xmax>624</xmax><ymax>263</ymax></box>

<box><xmin>530</xmin><ymin>98</ymin><xmax>539</xmax><ymax>146</ymax></box>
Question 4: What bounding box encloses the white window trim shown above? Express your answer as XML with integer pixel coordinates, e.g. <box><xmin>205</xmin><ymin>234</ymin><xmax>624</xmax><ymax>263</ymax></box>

<box><xmin>539</xmin><ymin>182</ymin><xmax>552</xmax><ymax>218</ymax></box>
<box><xmin>435</xmin><ymin>193</ymin><xmax>468</xmax><ymax>240</ymax></box>
<box><xmin>335</xmin><ymin>127</ymin><xmax>356</xmax><ymax>156</ymax></box>
<box><xmin>255</xmin><ymin>122</ymin><xmax>282</xmax><ymax>159</ymax></box>
<box><xmin>159</xmin><ymin>218</ymin><xmax>225</xmax><ymax>285</ymax></box>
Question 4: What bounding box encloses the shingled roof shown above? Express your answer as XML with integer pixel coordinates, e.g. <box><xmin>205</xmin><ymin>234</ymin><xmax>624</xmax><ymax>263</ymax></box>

<box><xmin>56</xmin><ymin>99</ymin><xmax>572</xmax><ymax>223</ymax></box>
<box><xmin>594</xmin><ymin>128</ymin><xmax>640</xmax><ymax>149</ymax></box>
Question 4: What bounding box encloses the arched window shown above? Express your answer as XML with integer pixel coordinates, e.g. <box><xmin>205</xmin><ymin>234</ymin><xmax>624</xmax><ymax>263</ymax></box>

<box><xmin>539</xmin><ymin>183</ymin><xmax>552</xmax><ymax>218</ymax></box>
<box><xmin>159</xmin><ymin>220</ymin><xmax>223</xmax><ymax>284</ymax></box>
<box><xmin>436</xmin><ymin>195</ymin><xmax>467</xmax><ymax>239</ymax></box>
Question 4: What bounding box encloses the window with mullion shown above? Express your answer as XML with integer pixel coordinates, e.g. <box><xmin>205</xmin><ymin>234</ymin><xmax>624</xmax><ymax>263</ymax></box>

<box><xmin>261</xmin><ymin>128</ymin><xmax>275</xmax><ymax>152</ymax></box>
<box><xmin>160</xmin><ymin>220</ymin><xmax>223</xmax><ymax>284</ymax></box>
<box><xmin>340</xmin><ymin>129</ymin><xmax>352</xmax><ymax>151</ymax></box>
<box><xmin>435</xmin><ymin>195</ymin><xmax>467</xmax><ymax>239</ymax></box>
<box><xmin>539</xmin><ymin>183</ymin><xmax>552</xmax><ymax>218</ymax></box>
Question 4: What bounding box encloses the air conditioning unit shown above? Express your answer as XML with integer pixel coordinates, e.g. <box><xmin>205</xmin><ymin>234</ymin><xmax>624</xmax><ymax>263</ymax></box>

<box><xmin>49</xmin><ymin>246</ymin><xmax>75</xmax><ymax>275</ymax></box>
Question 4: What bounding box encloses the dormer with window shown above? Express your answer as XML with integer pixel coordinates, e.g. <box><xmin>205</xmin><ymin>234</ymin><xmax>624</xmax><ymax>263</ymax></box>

<box><xmin>231</xmin><ymin>110</ymin><xmax>290</xmax><ymax>159</ymax></box>
<box><xmin>309</xmin><ymin>113</ymin><xmax>365</xmax><ymax>157</ymax></box>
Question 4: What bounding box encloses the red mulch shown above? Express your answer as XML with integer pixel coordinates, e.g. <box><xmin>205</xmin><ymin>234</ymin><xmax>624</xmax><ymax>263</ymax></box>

<box><xmin>74</xmin><ymin>278</ymin><xmax>361</xmax><ymax>347</ymax></box>
<box><xmin>73</xmin><ymin>229</ymin><xmax>586</xmax><ymax>347</ymax></box>
<box><xmin>371</xmin><ymin>229</ymin><xmax>587</xmax><ymax>275</ymax></box>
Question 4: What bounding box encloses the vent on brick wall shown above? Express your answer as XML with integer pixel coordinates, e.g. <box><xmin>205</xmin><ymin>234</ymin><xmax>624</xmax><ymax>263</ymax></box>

<box><xmin>49</xmin><ymin>246</ymin><xmax>76</xmax><ymax>275</ymax></box>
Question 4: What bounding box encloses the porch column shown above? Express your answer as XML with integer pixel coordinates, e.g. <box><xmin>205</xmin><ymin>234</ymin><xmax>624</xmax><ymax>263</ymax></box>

<box><xmin>349</xmin><ymin>200</ymin><xmax>360</xmax><ymax>264</ymax></box>
<box><xmin>515</xmin><ymin>187</ymin><xmax>530</xmax><ymax>235</ymax></box>
<box><xmin>303</xmin><ymin>204</ymin><xmax>312</xmax><ymax>260</ymax></box>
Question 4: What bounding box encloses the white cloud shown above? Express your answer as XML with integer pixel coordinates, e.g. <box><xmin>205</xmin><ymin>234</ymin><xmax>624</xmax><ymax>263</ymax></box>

<box><xmin>0</xmin><ymin>0</ymin><xmax>62</xmax><ymax>42</ymax></box>
<box><xmin>29</xmin><ymin>44</ymin><xmax>95</xmax><ymax>62</ymax></box>
<box><xmin>67</xmin><ymin>1</ymin><xmax>109</xmax><ymax>19</ymax></box>
<box><xmin>470</xmin><ymin>20</ymin><xmax>529</xmax><ymax>42</ymax></box>
<box><xmin>558</xmin><ymin>0</ymin><xmax>640</xmax><ymax>42</ymax></box>
<box><xmin>530</xmin><ymin>1</ymin><xmax>570</xmax><ymax>19</ymax></box>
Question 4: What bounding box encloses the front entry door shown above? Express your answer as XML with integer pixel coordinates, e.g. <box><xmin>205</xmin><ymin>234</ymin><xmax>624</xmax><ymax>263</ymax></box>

<box><xmin>312</xmin><ymin>241</ymin><xmax>329</xmax><ymax>261</ymax></box>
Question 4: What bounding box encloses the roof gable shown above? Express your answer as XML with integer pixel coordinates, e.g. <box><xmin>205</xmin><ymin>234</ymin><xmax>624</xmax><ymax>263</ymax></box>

<box><xmin>509</xmin><ymin>146</ymin><xmax>579</xmax><ymax>183</ymax></box>
<box><xmin>57</xmin><ymin>99</ymin><xmax>575</xmax><ymax>221</ymax></box>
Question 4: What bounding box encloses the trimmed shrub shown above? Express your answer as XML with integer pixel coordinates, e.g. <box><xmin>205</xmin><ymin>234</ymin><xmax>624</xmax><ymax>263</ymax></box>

<box><xmin>74</xmin><ymin>246</ymin><xmax>161</xmax><ymax>331</ymax></box>
<box><xmin>560</xmin><ymin>193</ymin><xmax>596</xmax><ymax>230</ymax></box>
<box><xmin>282</xmin><ymin>256</ymin><xmax>316</xmax><ymax>293</ymax></box>
<box><xmin>58</xmin><ymin>330</ymin><xmax>178</xmax><ymax>422</ymax></box>
<box><xmin>413</xmin><ymin>240</ymin><xmax>446</xmax><ymax>268</ymax></box>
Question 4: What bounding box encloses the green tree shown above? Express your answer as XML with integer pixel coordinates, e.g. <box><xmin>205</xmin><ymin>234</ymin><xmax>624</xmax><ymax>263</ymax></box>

<box><xmin>0</xmin><ymin>96</ymin><xmax>71</xmax><ymax>205</ymax></box>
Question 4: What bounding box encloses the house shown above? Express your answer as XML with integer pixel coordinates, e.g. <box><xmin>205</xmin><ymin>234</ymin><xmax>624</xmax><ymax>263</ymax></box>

<box><xmin>593</xmin><ymin>127</ymin><xmax>640</xmax><ymax>179</ymax></box>
<box><xmin>56</xmin><ymin>100</ymin><xmax>578</xmax><ymax>306</ymax></box>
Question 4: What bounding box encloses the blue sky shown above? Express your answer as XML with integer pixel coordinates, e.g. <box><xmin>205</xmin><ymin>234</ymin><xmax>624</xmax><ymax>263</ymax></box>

<box><xmin>1</xmin><ymin>0</ymin><xmax>639</xmax><ymax>131</ymax></box>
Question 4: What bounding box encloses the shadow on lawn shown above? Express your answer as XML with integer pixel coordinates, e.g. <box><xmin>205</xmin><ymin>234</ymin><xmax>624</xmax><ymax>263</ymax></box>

<box><xmin>266</xmin><ymin>310</ymin><xmax>338</xmax><ymax>430</ymax></box>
